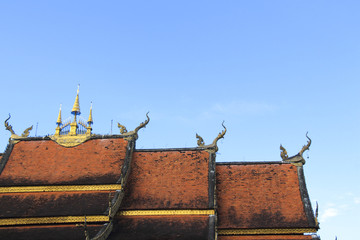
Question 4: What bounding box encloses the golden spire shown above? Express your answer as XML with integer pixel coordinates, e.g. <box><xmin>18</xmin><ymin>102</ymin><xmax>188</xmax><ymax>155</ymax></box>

<box><xmin>87</xmin><ymin>102</ymin><xmax>93</xmax><ymax>125</ymax></box>
<box><xmin>70</xmin><ymin>85</ymin><xmax>80</xmax><ymax>135</ymax></box>
<box><xmin>71</xmin><ymin>85</ymin><xmax>81</xmax><ymax>115</ymax></box>
<box><xmin>56</xmin><ymin>104</ymin><xmax>62</xmax><ymax>125</ymax></box>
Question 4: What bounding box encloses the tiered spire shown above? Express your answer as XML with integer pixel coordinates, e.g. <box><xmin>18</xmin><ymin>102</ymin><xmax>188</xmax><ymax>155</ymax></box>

<box><xmin>56</xmin><ymin>104</ymin><xmax>62</xmax><ymax>125</ymax></box>
<box><xmin>86</xmin><ymin>102</ymin><xmax>93</xmax><ymax>135</ymax></box>
<box><xmin>54</xmin><ymin>86</ymin><xmax>93</xmax><ymax>137</ymax></box>
<box><xmin>87</xmin><ymin>102</ymin><xmax>93</xmax><ymax>125</ymax></box>
<box><xmin>71</xmin><ymin>85</ymin><xmax>81</xmax><ymax>115</ymax></box>
<box><xmin>55</xmin><ymin>104</ymin><xmax>62</xmax><ymax>135</ymax></box>
<box><xmin>69</xmin><ymin>86</ymin><xmax>80</xmax><ymax>135</ymax></box>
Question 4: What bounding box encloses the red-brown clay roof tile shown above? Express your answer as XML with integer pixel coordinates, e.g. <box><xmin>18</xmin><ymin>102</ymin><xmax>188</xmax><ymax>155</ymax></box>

<box><xmin>0</xmin><ymin>138</ymin><xmax>128</xmax><ymax>185</ymax></box>
<box><xmin>0</xmin><ymin>191</ymin><xmax>115</xmax><ymax>218</ymax></box>
<box><xmin>0</xmin><ymin>224</ymin><xmax>104</xmax><ymax>240</ymax></box>
<box><xmin>216</xmin><ymin>163</ymin><xmax>309</xmax><ymax>229</ymax></box>
<box><xmin>110</xmin><ymin>215</ymin><xmax>210</xmax><ymax>240</ymax></box>
<box><xmin>121</xmin><ymin>150</ymin><xmax>210</xmax><ymax>209</ymax></box>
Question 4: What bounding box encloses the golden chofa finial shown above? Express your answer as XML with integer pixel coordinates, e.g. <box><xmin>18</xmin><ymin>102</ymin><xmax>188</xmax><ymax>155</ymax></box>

<box><xmin>117</xmin><ymin>112</ymin><xmax>150</xmax><ymax>140</ymax></box>
<box><xmin>4</xmin><ymin>114</ymin><xmax>33</xmax><ymax>142</ymax></box>
<box><xmin>280</xmin><ymin>132</ymin><xmax>312</xmax><ymax>166</ymax></box>
<box><xmin>196</xmin><ymin>121</ymin><xmax>227</xmax><ymax>153</ymax></box>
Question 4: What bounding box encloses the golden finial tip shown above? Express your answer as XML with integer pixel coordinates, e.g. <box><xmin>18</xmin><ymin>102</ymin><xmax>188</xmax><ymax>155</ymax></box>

<box><xmin>71</xmin><ymin>86</ymin><xmax>81</xmax><ymax>115</ymax></box>
<box><xmin>87</xmin><ymin>102</ymin><xmax>93</xmax><ymax>125</ymax></box>
<box><xmin>56</xmin><ymin>104</ymin><xmax>62</xmax><ymax>125</ymax></box>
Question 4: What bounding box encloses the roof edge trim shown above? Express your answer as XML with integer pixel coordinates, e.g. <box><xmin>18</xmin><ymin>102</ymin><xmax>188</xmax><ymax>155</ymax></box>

<box><xmin>116</xmin><ymin>209</ymin><xmax>215</xmax><ymax>216</ymax></box>
<box><xmin>0</xmin><ymin>184</ymin><xmax>122</xmax><ymax>193</ymax></box>
<box><xmin>91</xmin><ymin>138</ymin><xmax>136</xmax><ymax>239</ymax></box>
<box><xmin>217</xmin><ymin>228</ymin><xmax>318</xmax><ymax>235</ymax></box>
<box><xmin>91</xmin><ymin>222</ymin><xmax>113</xmax><ymax>240</ymax></box>
<box><xmin>216</xmin><ymin>161</ymin><xmax>286</xmax><ymax>165</ymax></box>
<box><xmin>0</xmin><ymin>142</ymin><xmax>14</xmax><ymax>175</ymax></box>
<box><xmin>0</xmin><ymin>215</ymin><xmax>109</xmax><ymax>226</ymax></box>
<box><xmin>297</xmin><ymin>166</ymin><xmax>318</xmax><ymax>229</ymax></box>
<box><xmin>135</xmin><ymin>147</ymin><xmax>208</xmax><ymax>152</ymax></box>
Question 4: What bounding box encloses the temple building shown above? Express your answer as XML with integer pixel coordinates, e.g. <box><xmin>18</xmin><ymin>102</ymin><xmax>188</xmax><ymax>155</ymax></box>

<box><xmin>0</xmin><ymin>89</ymin><xmax>320</xmax><ymax>240</ymax></box>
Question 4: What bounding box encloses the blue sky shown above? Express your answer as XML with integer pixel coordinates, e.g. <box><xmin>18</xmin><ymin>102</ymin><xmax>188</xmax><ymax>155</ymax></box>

<box><xmin>0</xmin><ymin>1</ymin><xmax>359</xmax><ymax>239</ymax></box>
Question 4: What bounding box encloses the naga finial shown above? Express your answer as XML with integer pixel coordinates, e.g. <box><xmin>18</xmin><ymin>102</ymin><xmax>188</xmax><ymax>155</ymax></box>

<box><xmin>280</xmin><ymin>145</ymin><xmax>288</xmax><ymax>160</ymax></box>
<box><xmin>280</xmin><ymin>132</ymin><xmax>312</xmax><ymax>166</ymax></box>
<box><xmin>299</xmin><ymin>132</ymin><xmax>311</xmax><ymax>156</ymax></box>
<box><xmin>196</xmin><ymin>121</ymin><xmax>226</xmax><ymax>153</ymax></box>
<box><xmin>134</xmin><ymin>112</ymin><xmax>150</xmax><ymax>133</ymax></box>
<box><xmin>21</xmin><ymin>125</ymin><xmax>33</xmax><ymax>137</ymax></box>
<box><xmin>5</xmin><ymin>114</ymin><xmax>15</xmax><ymax>135</ymax></box>
<box><xmin>117</xmin><ymin>123</ymin><xmax>127</xmax><ymax>134</ymax></box>
<box><xmin>118</xmin><ymin>112</ymin><xmax>150</xmax><ymax>140</ymax></box>
<box><xmin>4</xmin><ymin>114</ymin><xmax>33</xmax><ymax>141</ymax></box>
<box><xmin>212</xmin><ymin>121</ymin><xmax>227</xmax><ymax>146</ymax></box>
<box><xmin>196</xmin><ymin>133</ymin><xmax>205</xmax><ymax>147</ymax></box>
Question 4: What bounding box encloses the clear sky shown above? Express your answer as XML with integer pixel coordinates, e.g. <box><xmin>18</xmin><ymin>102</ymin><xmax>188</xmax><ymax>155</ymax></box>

<box><xmin>0</xmin><ymin>1</ymin><xmax>359</xmax><ymax>239</ymax></box>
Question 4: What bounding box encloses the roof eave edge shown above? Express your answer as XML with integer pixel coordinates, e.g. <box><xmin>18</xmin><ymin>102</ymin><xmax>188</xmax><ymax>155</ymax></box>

<box><xmin>90</xmin><ymin>138</ymin><xmax>136</xmax><ymax>240</ymax></box>
<box><xmin>0</xmin><ymin>142</ymin><xmax>15</xmax><ymax>175</ymax></box>
<box><xmin>297</xmin><ymin>166</ymin><xmax>318</xmax><ymax>229</ymax></box>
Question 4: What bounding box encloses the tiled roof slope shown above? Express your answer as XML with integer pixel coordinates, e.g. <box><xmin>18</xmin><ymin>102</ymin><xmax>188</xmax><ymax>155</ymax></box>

<box><xmin>111</xmin><ymin>149</ymin><xmax>216</xmax><ymax>240</ymax></box>
<box><xmin>0</xmin><ymin>138</ymin><xmax>127</xmax><ymax>185</ymax></box>
<box><xmin>0</xmin><ymin>137</ymin><xmax>132</xmax><ymax>240</ymax></box>
<box><xmin>110</xmin><ymin>215</ymin><xmax>212</xmax><ymax>240</ymax></box>
<box><xmin>216</xmin><ymin>162</ymin><xmax>317</xmax><ymax>229</ymax></box>
<box><xmin>0</xmin><ymin>225</ymin><xmax>104</xmax><ymax>240</ymax></box>
<box><xmin>121</xmin><ymin>150</ymin><xmax>212</xmax><ymax>209</ymax></box>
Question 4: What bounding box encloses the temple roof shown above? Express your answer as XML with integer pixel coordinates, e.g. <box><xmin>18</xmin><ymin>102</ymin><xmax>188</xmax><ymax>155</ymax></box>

<box><xmin>0</xmin><ymin>89</ymin><xmax>319</xmax><ymax>239</ymax></box>
<box><xmin>0</xmin><ymin>136</ymin><xmax>134</xmax><ymax>240</ymax></box>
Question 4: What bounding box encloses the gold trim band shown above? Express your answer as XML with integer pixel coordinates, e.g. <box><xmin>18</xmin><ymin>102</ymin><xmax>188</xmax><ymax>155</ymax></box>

<box><xmin>117</xmin><ymin>209</ymin><xmax>215</xmax><ymax>216</ymax></box>
<box><xmin>0</xmin><ymin>184</ymin><xmax>122</xmax><ymax>193</ymax></box>
<box><xmin>218</xmin><ymin>228</ymin><xmax>318</xmax><ymax>235</ymax></box>
<box><xmin>0</xmin><ymin>215</ymin><xmax>109</xmax><ymax>226</ymax></box>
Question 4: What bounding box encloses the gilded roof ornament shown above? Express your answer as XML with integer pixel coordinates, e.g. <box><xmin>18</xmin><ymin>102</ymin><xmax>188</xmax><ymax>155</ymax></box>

<box><xmin>71</xmin><ymin>85</ymin><xmax>81</xmax><ymax>115</ymax></box>
<box><xmin>56</xmin><ymin>104</ymin><xmax>62</xmax><ymax>125</ymax></box>
<box><xmin>51</xmin><ymin>87</ymin><xmax>94</xmax><ymax>147</ymax></box>
<box><xmin>4</xmin><ymin>114</ymin><xmax>33</xmax><ymax>143</ymax></box>
<box><xmin>280</xmin><ymin>132</ymin><xmax>311</xmax><ymax>166</ymax></box>
<box><xmin>196</xmin><ymin>121</ymin><xmax>226</xmax><ymax>153</ymax></box>
<box><xmin>117</xmin><ymin>112</ymin><xmax>150</xmax><ymax>140</ymax></box>
<box><xmin>87</xmin><ymin>102</ymin><xmax>93</xmax><ymax>125</ymax></box>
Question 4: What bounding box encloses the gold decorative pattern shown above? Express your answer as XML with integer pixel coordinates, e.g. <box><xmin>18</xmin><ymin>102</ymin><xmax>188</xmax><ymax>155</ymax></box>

<box><xmin>218</xmin><ymin>228</ymin><xmax>318</xmax><ymax>235</ymax></box>
<box><xmin>0</xmin><ymin>215</ymin><xmax>109</xmax><ymax>226</ymax></box>
<box><xmin>280</xmin><ymin>132</ymin><xmax>312</xmax><ymax>166</ymax></box>
<box><xmin>0</xmin><ymin>184</ymin><xmax>122</xmax><ymax>193</ymax></box>
<box><xmin>116</xmin><ymin>209</ymin><xmax>215</xmax><ymax>216</ymax></box>
<box><xmin>196</xmin><ymin>121</ymin><xmax>226</xmax><ymax>153</ymax></box>
<box><xmin>49</xmin><ymin>134</ymin><xmax>93</xmax><ymax>147</ymax></box>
